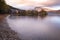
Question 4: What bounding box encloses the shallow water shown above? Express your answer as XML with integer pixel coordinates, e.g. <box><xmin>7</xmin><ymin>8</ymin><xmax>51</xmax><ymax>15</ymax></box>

<box><xmin>6</xmin><ymin>15</ymin><xmax>60</xmax><ymax>40</ymax></box>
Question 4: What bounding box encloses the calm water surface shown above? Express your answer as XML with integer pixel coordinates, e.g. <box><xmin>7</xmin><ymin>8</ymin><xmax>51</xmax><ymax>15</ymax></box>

<box><xmin>6</xmin><ymin>13</ymin><xmax>60</xmax><ymax>40</ymax></box>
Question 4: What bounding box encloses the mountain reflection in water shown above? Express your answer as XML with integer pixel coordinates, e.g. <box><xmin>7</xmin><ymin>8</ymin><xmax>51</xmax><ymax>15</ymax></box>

<box><xmin>6</xmin><ymin>15</ymin><xmax>60</xmax><ymax>40</ymax></box>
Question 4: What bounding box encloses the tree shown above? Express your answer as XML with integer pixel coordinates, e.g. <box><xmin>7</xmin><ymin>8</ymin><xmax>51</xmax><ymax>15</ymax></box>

<box><xmin>0</xmin><ymin>0</ymin><xmax>9</xmax><ymax>14</ymax></box>
<box><xmin>38</xmin><ymin>9</ymin><xmax>48</xmax><ymax>17</ymax></box>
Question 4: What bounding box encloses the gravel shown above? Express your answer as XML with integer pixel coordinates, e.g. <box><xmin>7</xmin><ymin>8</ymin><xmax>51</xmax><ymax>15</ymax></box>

<box><xmin>0</xmin><ymin>17</ymin><xmax>21</xmax><ymax>40</ymax></box>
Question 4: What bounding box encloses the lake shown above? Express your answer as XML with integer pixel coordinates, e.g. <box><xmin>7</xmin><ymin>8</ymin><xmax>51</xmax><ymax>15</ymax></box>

<box><xmin>6</xmin><ymin>13</ymin><xmax>60</xmax><ymax>40</ymax></box>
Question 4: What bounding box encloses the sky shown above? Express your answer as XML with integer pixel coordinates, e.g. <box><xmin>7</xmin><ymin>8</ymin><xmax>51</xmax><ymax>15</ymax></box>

<box><xmin>5</xmin><ymin>0</ymin><xmax>60</xmax><ymax>10</ymax></box>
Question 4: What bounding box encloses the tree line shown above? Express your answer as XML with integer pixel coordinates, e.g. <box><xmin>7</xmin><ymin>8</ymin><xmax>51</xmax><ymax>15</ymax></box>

<box><xmin>9</xmin><ymin>9</ymin><xmax>48</xmax><ymax>17</ymax></box>
<box><xmin>0</xmin><ymin>0</ymin><xmax>48</xmax><ymax>17</ymax></box>
<box><xmin>0</xmin><ymin>0</ymin><xmax>10</xmax><ymax>14</ymax></box>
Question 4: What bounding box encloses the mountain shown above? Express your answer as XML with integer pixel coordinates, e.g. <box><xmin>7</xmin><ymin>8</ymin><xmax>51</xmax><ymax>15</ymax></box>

<box><xmin>40</xmin><ymin>7</ymin><xmax>60</xmax><ymax>14</ymax></box>
<box><xmin>9</xmin><ymin>6</ymin><xmax>60</xmax><ymax>14</ymax></box>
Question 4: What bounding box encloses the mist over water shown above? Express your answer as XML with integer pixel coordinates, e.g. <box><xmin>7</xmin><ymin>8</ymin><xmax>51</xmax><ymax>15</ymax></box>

<box><xmin>6</xmin><ymin>15</ymin><xmax>60</xmax><ymax>40</ymax></box>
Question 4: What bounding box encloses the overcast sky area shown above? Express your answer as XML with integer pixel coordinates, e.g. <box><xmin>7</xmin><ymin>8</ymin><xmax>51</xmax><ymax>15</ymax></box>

<box><xmin>5</xmin><ymin>0</ymin><xmax>60</xmax><ymax>10</ymax></box>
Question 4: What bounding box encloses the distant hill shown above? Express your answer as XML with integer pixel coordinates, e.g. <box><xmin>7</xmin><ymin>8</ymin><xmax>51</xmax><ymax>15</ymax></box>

<box><xmin>41</xmin><ymin>7</ymin><xmax>60</xmax><ymax>14</ymax></box>
<box><xmin>9</xmin><ymin>6</ymin><xmax>21</xmax><ymax>10</ymax></box>
<box><xmin>8</xmin><ymin>6</ymin><xmax>60</xmax><ymax>14</ymax></box>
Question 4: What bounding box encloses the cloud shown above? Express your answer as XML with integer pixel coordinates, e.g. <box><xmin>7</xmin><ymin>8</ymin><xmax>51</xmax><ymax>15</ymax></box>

<box><xmin>5</xmin><ymin>0</ymin><xmax>60</xmax><ymax>10</ymax></box>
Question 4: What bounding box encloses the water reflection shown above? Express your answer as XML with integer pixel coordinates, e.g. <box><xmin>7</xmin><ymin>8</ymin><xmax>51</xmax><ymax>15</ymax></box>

<box><xmin>6</xmin><ymin>15</ymin><xmax>60</xmax><ymax>40</ymax></box>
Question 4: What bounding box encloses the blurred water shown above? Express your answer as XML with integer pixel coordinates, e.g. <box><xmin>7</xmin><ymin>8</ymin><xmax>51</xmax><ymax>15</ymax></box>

<box><xmin>6</xmin><ymin>15</ymin><xmax>60</xmax><ymax>40</ymax></box>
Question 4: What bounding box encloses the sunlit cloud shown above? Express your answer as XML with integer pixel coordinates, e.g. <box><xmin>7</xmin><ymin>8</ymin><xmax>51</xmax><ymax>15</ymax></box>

<box><xmin>5</xmin><ymin>0</ymin><xmax>60</xmax><ymax>10</ymax></box>
<box><xmin>5</xmin><ymin>0</ymin><xmax>55</xmax><ymax>6</ymax></box>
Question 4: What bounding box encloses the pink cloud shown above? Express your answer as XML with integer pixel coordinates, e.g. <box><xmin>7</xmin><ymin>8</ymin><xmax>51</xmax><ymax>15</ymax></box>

<box><xmin>5</xmin><ymin>0</ymin><xmax>60</xmax><ymax>10</ymax></box>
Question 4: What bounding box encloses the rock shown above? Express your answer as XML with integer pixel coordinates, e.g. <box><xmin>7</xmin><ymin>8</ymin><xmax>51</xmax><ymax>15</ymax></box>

<box><xmin>0</xmin><ymin>28</ymin><xmax>21</xmax><ymax>40</ymax></box>
<box><xmin>0</xmin><ymin>16</ymin><xmax>21</xmax><ymax>40</ymax></box>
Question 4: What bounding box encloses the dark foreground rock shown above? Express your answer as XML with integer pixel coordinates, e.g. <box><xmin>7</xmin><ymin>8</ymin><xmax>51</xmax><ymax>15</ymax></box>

<box><xmin>0</xmin><ymin>15</ymin><xmax>21</xmax><ymax>40</ymax></box>
<box><xmin>0</xmin><ymin>28</ymin><xmax>21</xmax><ymax>40</ymax></box>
